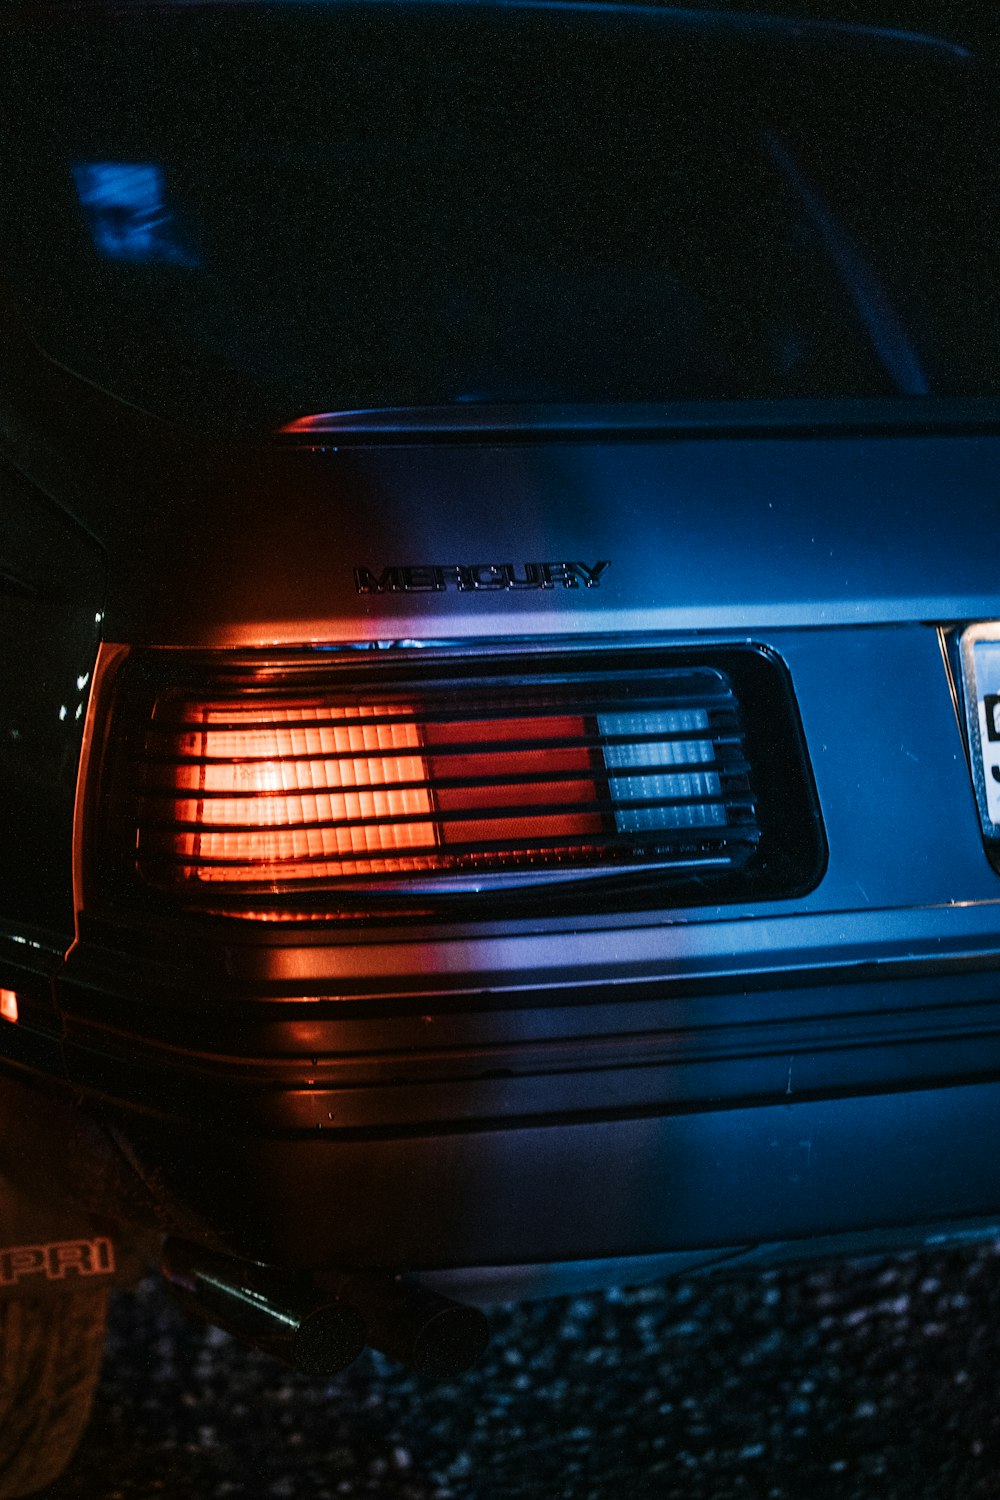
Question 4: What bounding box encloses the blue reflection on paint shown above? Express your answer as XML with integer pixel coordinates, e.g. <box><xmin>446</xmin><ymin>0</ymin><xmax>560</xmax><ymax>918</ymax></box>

<box><xmin>71</xmin><ymin>162</ymin><xmax>198</xmax><ymax>266</ymax></box>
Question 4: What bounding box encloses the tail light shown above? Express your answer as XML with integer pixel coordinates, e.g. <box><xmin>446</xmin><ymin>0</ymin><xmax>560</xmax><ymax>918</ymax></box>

<box><xmin>89</xmin><ymin>646</ymin><xmax>822</xmax><ymax>920</ymax></box>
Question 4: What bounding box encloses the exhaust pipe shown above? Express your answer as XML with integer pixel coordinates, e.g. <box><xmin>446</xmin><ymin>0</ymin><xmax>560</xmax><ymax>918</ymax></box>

<box><xmin>321</xmin><ymin>1269</ymin><xmax>490</xmax><ymax>1380</ymax></box>
<box><xmin>162</xmin><ymin>1239</ymin><xmax>367</xmax><ymax>1377</ymax></box>
<box><xmin>163</xmin><ymin>1241</ymin><xmax>490</xmax><ymax>1379</ymax></box>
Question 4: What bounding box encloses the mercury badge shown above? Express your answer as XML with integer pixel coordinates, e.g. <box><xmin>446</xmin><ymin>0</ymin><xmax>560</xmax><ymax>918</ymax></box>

<box><xmin>354</xmin><ymin>562</ymin><xmax>611</xmax><ymax>593</ymax></box>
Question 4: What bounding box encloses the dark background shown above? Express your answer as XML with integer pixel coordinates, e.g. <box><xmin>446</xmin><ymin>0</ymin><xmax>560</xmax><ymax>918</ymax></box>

<box><xmin>705</xmin><ymin>2</ymin><xmax>994</xmax><ymax>60</ymax></box>
<box><xmin>45</xmin><ymin>1238</ymin><xmax>1000</xmax><ymax>1499</ymax></box>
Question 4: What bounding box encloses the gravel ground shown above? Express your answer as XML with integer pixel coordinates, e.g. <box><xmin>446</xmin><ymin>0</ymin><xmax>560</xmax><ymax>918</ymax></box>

<box><xmin>42</xmin><ymin>1240</ymin><xmax>1000</xmax><ymax>1500</ymax></box>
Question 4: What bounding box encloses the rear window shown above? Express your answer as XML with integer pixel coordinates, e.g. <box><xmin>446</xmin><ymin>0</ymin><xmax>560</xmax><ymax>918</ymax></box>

<box><xmin>0</xmin><ymin>3</ymin><xmax>997</xmax><ymax>431</ymax></box>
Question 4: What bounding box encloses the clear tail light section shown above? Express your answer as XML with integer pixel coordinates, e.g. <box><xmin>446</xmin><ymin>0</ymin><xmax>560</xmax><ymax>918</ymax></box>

<box><xmin>91</xmin><ymin>647</ymin><xmax>822</xmax><ymax>920</ymax></box>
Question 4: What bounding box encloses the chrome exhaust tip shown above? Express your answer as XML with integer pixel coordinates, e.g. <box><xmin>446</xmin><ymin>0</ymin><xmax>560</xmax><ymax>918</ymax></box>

<box><xmin>162</xmin><ymin>1241</ymin><xmax>490</xmax><ymax>1380</ymax></box>
<box><xmin>162</xmin><ymin>1239</ymin><xmax>367</xmax><ymax>1378</ymax></box>
<box><xmin>322</xmin><ymin>1270</ymin><xmax>491</xmax><ymax>1380</ymax></box>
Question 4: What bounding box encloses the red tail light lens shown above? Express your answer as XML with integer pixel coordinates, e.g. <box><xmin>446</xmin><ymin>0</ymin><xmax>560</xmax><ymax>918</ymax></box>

<box><xmin>122</xmin><ymin>670</ymin><xmax>756</xmax><ymax>915</ymax></box>
<box><xmin>141</xmin><ymin>701</ymin><xmax>608</xmax><ymax>883</ymax></box>
<box><xmin>89</xmin><ymin>646</ymin><xmax>824</xmax><ymax>922</ymax></box>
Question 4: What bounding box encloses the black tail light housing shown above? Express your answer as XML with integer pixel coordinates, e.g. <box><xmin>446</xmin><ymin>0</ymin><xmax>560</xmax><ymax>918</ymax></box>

<box><xmin>84</xmin><ymin>643</ymin><xmax>825</xmax><ymax>922</ymax></box>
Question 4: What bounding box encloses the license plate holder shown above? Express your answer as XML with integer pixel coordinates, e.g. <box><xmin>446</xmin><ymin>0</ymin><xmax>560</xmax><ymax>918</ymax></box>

<box><xmin>960</xmin><ymin>624</ymin><xmax>1000</xmax><ymax>837</ymax></box>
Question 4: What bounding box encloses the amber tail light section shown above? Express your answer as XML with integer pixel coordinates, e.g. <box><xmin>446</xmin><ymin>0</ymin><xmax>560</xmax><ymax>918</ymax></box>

<box><xmin>90</xmin><ymin>647</ymin><xmax>822</xmax><ymax>920</ymax></box>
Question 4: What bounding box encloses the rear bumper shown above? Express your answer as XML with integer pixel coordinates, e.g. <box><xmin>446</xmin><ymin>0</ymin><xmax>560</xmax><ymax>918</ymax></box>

<box><xmin>88</xmin><ymin>1079</ymin><xmax>1000</xmax><ymax>1274</ymax></box>
<box><xmin>46</xmin><ymin>902</ymin><xmax>1000</xmax><ymax>1272</ymax></box>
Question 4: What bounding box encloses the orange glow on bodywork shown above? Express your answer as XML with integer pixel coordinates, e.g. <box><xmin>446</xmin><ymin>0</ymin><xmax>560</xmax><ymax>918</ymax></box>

<box><xmin>279</xmin><ymin>412</ymin><xmax>334</xmax><ymax>434</ymax></box>
<box><xmin>0</xmin><ymin>990</ymin><xmax>19</xmax><ymax>1024</ymax></box>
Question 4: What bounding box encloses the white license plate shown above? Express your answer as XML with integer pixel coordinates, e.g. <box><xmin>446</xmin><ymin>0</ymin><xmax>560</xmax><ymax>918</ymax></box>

<box><xmin>960</xmin><ymin>625</ymin><xmax>1000</xmax><ymax>835</ymax></box>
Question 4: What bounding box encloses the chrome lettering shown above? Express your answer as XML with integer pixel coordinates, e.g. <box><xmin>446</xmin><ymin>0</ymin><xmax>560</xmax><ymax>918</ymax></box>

<box><xmin>353</xmin><ymin>562</ymin><xmax>610</xmax><ymax>594</ymax></box>
<box><xmin>353</xmin><ymin>566</ymin><xmax>403</xmax><ymax>594</ymax></box>
<box><xmin>571</xmin><ymin>560</ymin><xmax>612</xmax><ymax>587</ymax></box>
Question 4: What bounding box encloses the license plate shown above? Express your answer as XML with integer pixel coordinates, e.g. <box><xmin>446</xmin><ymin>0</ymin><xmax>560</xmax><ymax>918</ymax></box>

<box><xmin>960</xmin><ymin>625</ymin><xmax>1000</xmax><ymax>836</ymax></box>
